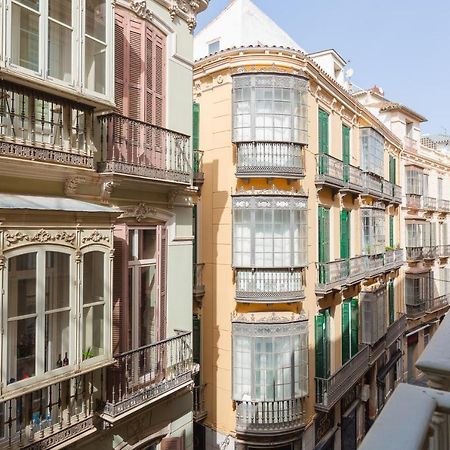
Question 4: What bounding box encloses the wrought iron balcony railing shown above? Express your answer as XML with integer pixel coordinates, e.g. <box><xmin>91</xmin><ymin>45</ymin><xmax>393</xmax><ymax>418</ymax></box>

<box><xmin>423</xmin><ymin>246</ymin><xmax>438</xmax><ymax>259</ymax></box>
<box><xmin>342</xmin><ymin>164</ymin><xmax>364</xmax><ymax>194</ymax></box>
<box><xmin>0</xmin><ymin>370</ymin><xmax>100</xmax><ymax>449</ymax></box>
<box><xmin>193</xmin><ymin>384</ymin><xmax>207</xmax><ymax>421</ymax></box>
<box><xmin>366</xmin><ymin>253</ymin><xmax>385</xmax><ymax>277</ymax></box>
<box><xmin>386</xmin><ymin>314</ymin><xmax>407</xmax><ymax>347</ymax></box>
<box><xmin>193</xmin><ymin>149</ymin><xmax>204</xmax><ymax>186</ymax></box>
<box><xmin>193</xmin><ymin>263</ymin><xmax>205</xmax><ymax>299</ymax></box>
<box><xmin>315</xmin><ymin>153</ymin><xmax>344</xmax><ymax>189</ymax></box>
<box><xmin>439</xmin><ymin>245</ymin><xmax>450</xmax><ymax>257</ymax></box>
<box><xmin>406</xmin><ymin>246</ymin><xmax>424</xmax><ymax>261</ymax></box>
<box><xmin>438</xmin><ymin>198</ymin><xmax>450</xmax><ymax>212</ymax></box>
<box><xmin>235</xmin><ymin>398</ymin><xmax>305</xmax><ymax>434</ymax></box>
<box><xmin>235</xmin><ymin>268</ymin><xmax>304</xmax><ymax>303</ymax></box>
<box><xmin>0</xmin><ymin>81</ymin><xmax>94</xmax><ymax>169</ymax></box>
<box><xmin>426</xmin><ymin>294</ymin><xmax>449</xmax><ymax>313</ymax></box>
<box><xmin>423</xmin><ymin>196</ymin><xmax>437</xmax><ymax>211</ymax></box>
<box><xmin>316</xmin><ymin>259</ymin><xmax>348</xmax><ymax>293</ymax></box>
<box><xmin>104</xmin><ymin>332</ymin><xmax>194</xmax><ymax>419</ymax></box>
<box><xmin>393</xmin><ymin>184</ymin><xmax>402</xmax><ymax>204</ymax></box>
<box><xmin>406</xmin><ymin>303</ymin><xmax>426</xmax><ymax>318</ymax></box>
<box><xmin>348</xmin><ymin>255</ymin><xmax>367</xmax><ymax>284</ymax></box>
<box><xmin>236</xmin><ymin>142</ymin><xmax>304</xmax><ymax>178</ymax></box>
<box><xmin>362</xmin><ymin>172</ymin><xmax>383</xmax><ymax>198</ymax></box>
<box><xmin>406</xmin><ymin>193</ymin><xmax>422</xmax><ymax>209</ymax></box>
<box><xmin>315</xmin><ymin>345</ymin><xmax>370</xmax><ymax>412</ymax></box>
<box><xmin>98</xmin><ymin>113</ymin><xmax>191</xmax><ymax>184</ymax></box>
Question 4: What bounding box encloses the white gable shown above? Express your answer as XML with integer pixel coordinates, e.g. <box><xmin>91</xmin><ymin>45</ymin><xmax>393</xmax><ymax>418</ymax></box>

<box><xmin>194</xmin><ymin>0</ymin><xmax>304</xmax><ymax>61</ymax></box>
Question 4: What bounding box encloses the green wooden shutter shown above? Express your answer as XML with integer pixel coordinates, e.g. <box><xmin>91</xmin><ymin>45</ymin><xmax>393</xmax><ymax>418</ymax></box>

<box><xmin>193</xmin><ymin>103</ymin><xmax>200</xmax><ymax>151</ymax></box>
<box><xmin>319</xmin><ymin>110</ymin><xmax>329</xmax><ymax>175</ymax></box>
<box><xmin>389</xmin><ymin>156</ymin><xmax>396</xmax><ymax>184</ymax></box>
<box><xmin>342</xmin><ymin>125</ymin><xmax>350</xmax><ymax>182</ymax></box>
<box><xmin>351</xmin><ymin>298</ymin><xmax>359</xmax><ymax>357</ymax></box>
<box><xmin>319</xmin><ymin>207</ymin><xmax>330</xmax><ymax>283</ymax></box>
<box><xmin>315</xmin><ymin>311</ymin><xmax>330</xmax><ymax>378</ymax></box>
<box><xmin>340</xmin><ymin>210</ymin><xmax>350</xmax><ymax>260</ymax></box>
<box><xmin>324</xmin><ymin>309</ymin><xmax>330</xmax><ymax>377</ymax></box>
<box><xmin>342</xmin><ymin>301</ymin><xmax>350</xmax><ymax>364</ymax></box>
<box><xmin>389</xmin><ymin>215</ymin><xmax>394</xmax><ymax>248</ymax></box>
<box><xmin>388</xmin><ymin>281</ymin><xmax>395</xmax><ymax>325</ymax></box>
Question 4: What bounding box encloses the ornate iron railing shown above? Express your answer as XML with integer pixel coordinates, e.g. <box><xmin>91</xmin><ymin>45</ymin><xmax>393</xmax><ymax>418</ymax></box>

<box><xmin>236</xmin><ymin>142</ymin><xmax>304</xmax><ymax>178</ymax></box>
<box><xmin>315</xmin><ymin>346</ymin><xmax>370</xmax><ymax>411</ymax></box>
<box><xmin>342</xmin><ymin>164</ymin><xmax>363</xmax><ymax>193</ymax></box>
<box><xmin>235</xmin><ymin>398</ymin><xmax>305</xmax><ymax>433</ymax></box>
<box><xmin>438</xmin><ymin>199</ymin><xmax>450</xmax><ymax>212</ymax></box>
<box><xmin>193</xmin><ymin>263</ymin><xmax>205</xmax><ymax>298</ymax></box>
<box><xmin>348</xmin><ymin>255</ymin><xmax>366</xmax><ymax>283</ymax></box>
<box><xmin>362</xmin><ymin>172</ymin><xmax>383</xmax><ymax>198</ymax></box>
<box><xmin>315</xmin><ymin>153</ymin><xmax>344</xmax><ymax>188</ymax></box>
<box><xmin>366</xmin><ymin>254</ymin><xmax>385</xmax><ymax>277</ymax></box>
<box><xmin>439</xmin><ymin>245</ymin><xmax>450</xmax><ymax>257</ymax></box>
<box><xmin>193</xmin><ymin>384</ymin><xmax>207</xmax><ymax>421</ymax></box>
<box><xmin>406</xmin><ymin>194</ymin><xmax>422</xmax><ymax>209</ymax></box>
<box><xmin>406</xmin><ymin>246</ymin><xmax>424</xmax><ymax>261</ymax></box>
<box><xmin>423</xmin><ymin>196</ymin><xmax>437</xmax><ymax>211</ymax></box>
<box><xmin>423</xmin><ymin>246</ymin><xmax>438</xmax><ymax>259</ymax></box>
<box><xmin>406</xmin><ymin>303</ymin><xmax>426</xmax><ymax>318</ymax></box>
<box><xmin>393</xmin><ymin>185</ymin><xmax>402</xmax><ymax>204</ymax></box>
<box><xmin>98</xmin><ymin>113</ymin><xmax>191</xmax><ymax>184</ymax></box>
<box><xmin>0</xmin><ymin>80</ymin><xmax>94</xmax><ymax>168</ymax></box>
<box><xmin>316</xmin><ymin>260</ymin><xmax>348</xmax><ymax>292</ymax></box>
<box><xmin>193</xmin><ymin>149</ymin><xmax>204</xmax><ymax>185</ymax></box>
<box><xmin>386</xmin><ymin>315</ymin><xmax>407</xmax><ymax>347</ymax></box>
<box><xmin>104</xmin><ymin>332</ymin><xmax>194</xmax><ymax>418</ymax></box>
<box><xmin>0</xmin><ymin>370</ymin><xmax>100</xmax><ymax>449</ymax></box>
<box><xmin>235</xmin><ymin>268</ymin><xmax>304</xmax><ymax>302</ymax></box>
<box><xmin>426</xmin><ymin>295</ymin><xmax>449</xmax><ymax>313</ymax></box>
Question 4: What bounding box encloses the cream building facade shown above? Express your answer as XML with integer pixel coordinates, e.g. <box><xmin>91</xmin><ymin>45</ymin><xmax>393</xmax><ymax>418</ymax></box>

<box><xmin>0</xmin><ymin>0</ymin><xmax>208</xmax><ymax>449</ymax></box>
<box><xmin>192</xmin><ymin>2</ymin><xmax>406</xmax><ymax>449</ymax></box>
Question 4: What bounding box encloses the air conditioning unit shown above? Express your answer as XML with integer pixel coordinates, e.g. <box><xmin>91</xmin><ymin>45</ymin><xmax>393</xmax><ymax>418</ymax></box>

<box><xmin>360</xmin><ymin>384</ymin><xmax>370</xmax><ymax>402</ymax></box>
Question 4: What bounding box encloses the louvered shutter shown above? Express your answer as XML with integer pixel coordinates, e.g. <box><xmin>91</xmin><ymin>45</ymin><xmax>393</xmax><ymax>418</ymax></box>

<box><xmin>319</xmin><ymin>109</ymin><xmax>329</xmax><ymax>154</ymax></box>
<box><xmin>113</xmin><ymin>225</ymin><xmax>128</xmax><ymax>354</ymax></box>
<box><xmin>128</xmin><ymin>17</ymin><xmax>144</xmax><ymax>120</ymax></box>
<box><xmin>342</xmin><ymin>300</ymin><xmax>350</xmax><ymax>364</ymax></box>
<box><xmin>157</xmin><ymin>225</ymin><xmax>168</xmax><ymax>340</ymax></box>
<box><xmin>389</xmin><ymin>215</ymin><xmax>394</xmax><ymax>248</ymax></box>
<box><xmin>154</xmin><ymin>29</ymin><xmax>166</xmax><ymax>127</ymax></box>
<box><xmin>350</xmin><ymin>298</ymin><xmax>359</xmax><ymax>357</ymax></box>
<box><xmin>193</xmin><ymin>102</ymin><xmax>200</xmax><ymax>151</ymax></box>
<box><xmin>388</xmin><ymin>281</ymin><xmax>395</xmax><ymax>325</ymax></box>
<box><xmin>340</xmin><ymin>209</ymin><xmax>350</xmax><ymax>260</ymax></box>
<box><xmin>315</xmin><ymin>314</ymin><xmax>325</xmax><ymax>378</ymax></box>
<box><xmin>114</xmin><ymin>11</ymin><xmax>126</xmax><ymax>114</ymax></box>
<box><xmin>342</xmin><ymin>125</ymin><xmax>350</xmax><ymax>182</ymax></box>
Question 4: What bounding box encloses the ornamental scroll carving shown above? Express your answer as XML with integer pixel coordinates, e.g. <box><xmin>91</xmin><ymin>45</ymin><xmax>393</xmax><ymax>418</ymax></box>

<box><xmin>130</xmin><ymin>0</ymin><xmax>153</xmax><ymax>21</ymax></box>
<box><xmin>4</xmin><ymin>229</ymin><xmax>76</xmax><ymax>247</ymax></box>
<box><xmin>121</xmin><ymin>203</ymin><xmax>158</xmax><ymax>222</ymax></box>
<box><xmin>81</xmin><ymin>230</ymin><xmax>110</xmax><ymax>245</ymax></box>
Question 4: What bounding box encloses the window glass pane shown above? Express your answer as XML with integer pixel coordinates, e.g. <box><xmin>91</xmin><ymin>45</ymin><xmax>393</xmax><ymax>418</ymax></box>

<box><xmin>45</xmin><ymin>310</ymin><xmax>70</xmax><ymax>371</ymax></box>
<box><xmin>83</xmin><ymin>304</ymin><xmax>104</xmax><ymax>357</ymax></box>
<box><xmin>49</xmin><ymin>0</ymin><xmax>71</xmax><ymax>24</ymax></box>
<box><xmin>140</xmin><ymin>229</ymin><xmax>157</xmax><ymax>260</ymax></box>
<box><xmin>15</xmin><ymin>0</ymin><xmax>39</xmax><ymax>10</ymax></box>
<box><xmin>8</xmin><ymin>253</ymin><xmax>36</xmax><ymax>317</ymax></box>
<box><xmin>8</xmin><ymin>317</ymin><xmax>36</xmax><ymax>383</ymax></box>
<box><xmin>139</xmin><ymin>265</ymin><xmax>157</xmax><ymax>346</ymax></box>
<box><xmin>48</xmin><ymin>21</ymin><xmax>72</xmax><ymax>82</ymax></box>
<box><xmin>11</xmin><ymin>3</ymin><xmax>40</xmax><ymax>71</ymax></box>
<box><xmin>83</xmin><ymin>251</ymin><xmax>104</xmax><ymax>304</ymax></box>
<box><xmin>45</xmin><ymin>252</ymin><xmax>70</xmax><ymax>310</ymax></box>
<box><xmin>85</xmin><ymin>38</ymin><xmax>106</xmax><ymax>94</ymax></box>
<box><xmin>86</xmin><ymin>0</ymin><xmax>106</xmax><ymax>41</ymax></box>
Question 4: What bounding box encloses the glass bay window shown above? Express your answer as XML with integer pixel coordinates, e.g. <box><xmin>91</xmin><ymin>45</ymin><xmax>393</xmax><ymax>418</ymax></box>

<box><xmin>361</xmin><ymin>207</ymin><xmax>385</xmax><ymax>255</ymax></box>
<box><xmin>360</xmin><ymin>128</ymin><xmax>385</xmax><ymax>178</ymax></box>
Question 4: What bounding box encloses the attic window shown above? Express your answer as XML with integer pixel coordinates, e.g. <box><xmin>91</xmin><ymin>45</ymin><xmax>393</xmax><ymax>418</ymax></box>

<box><xmin>208</xmin><ymin>40</ymin><xmax>220</xmax><ymax>54</ymax></box>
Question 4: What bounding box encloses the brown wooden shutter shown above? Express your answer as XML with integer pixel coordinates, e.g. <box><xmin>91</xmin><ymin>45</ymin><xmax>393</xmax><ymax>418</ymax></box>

<box><xmin>157</xmin><ymin>225</ymin><xmax>168</xmax><ymax>340</ymax></box>
<box><xmin>128</xmin><ymin>17</ymin><xmax>144</xmax><ymax>121</ymax></box>
<box><xmin>153</xmin><ymin>29</ymin><xmax>166</xmax><ymax>128</ymax></box>
<box><xmin>114</xmin><ymin>11</ymin><xmax>125</xmax><ymax>114</ymax></box>
<box><xmin>160</xmin><ymin>437</ymin><xmax>182</xmax><ymax>450</ymax></box>
<box><xmin>113</xmin><ymin>225</ymin><xmax>128</xmax><ymax>354</ymax></box>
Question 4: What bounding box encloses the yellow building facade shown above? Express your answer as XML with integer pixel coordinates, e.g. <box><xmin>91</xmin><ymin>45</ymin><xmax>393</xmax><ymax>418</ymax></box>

<box><xmin>193</xmin><ymin>48</ymin><xmax>406</xmax><ymax>450</ymax></box>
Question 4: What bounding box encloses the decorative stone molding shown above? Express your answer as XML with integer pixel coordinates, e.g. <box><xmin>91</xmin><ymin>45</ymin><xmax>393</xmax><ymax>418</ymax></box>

<box><xmin>4</xmin><ymin>229</ymin><xmax>76</xmax><ymax>247</ymax></box>
<box><xmin>130</xmin><ymin>0</ymin><xmax>153</xmax><ymax>20</ymax></box>
<box><xmin>122</xmin><ymin>203</ymin><xmax>158</xmax><ymax>222</ymax></box>
<box><xmin>64</xmin><ymin>176</ymin><xmax>88</xmax><ymax>196</ymax></box>
<box><xmin>100</xmin><ymin>179</ymin><xmax>118</xmax><ymax>201</ymax></box>
<box><xmin>81</xmin><ymin>230</ymin><xmax>110</xmax><ymax>245</ymax></box>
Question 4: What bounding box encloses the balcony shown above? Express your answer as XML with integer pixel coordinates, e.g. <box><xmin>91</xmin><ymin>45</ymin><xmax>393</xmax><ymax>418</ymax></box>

<box><xmin>406</xmin><ymin>246</ymin><xmax>424</xmax><ymax>261</ymax></box>
<box><xmin>438</xmin><ymin>199</ymin><xmax>450</xmax><ymax>213</ymax></box>
<box><xmin>423</xmin><ymin>246</ymin><xmax>438</xmax><ymax>260</ymax></box>
<box><xmin>341</xmin><ymin>164</ymin><xmax>364</xmax><ymax>195</ymax></box>
<box><xmin>193</xmin><ymin>263</ymin><xmax>205</xmax><ymax>300</ymax></box>
<box><xmin>384</xmin><ymin>249</ymin><xmax>404</xmax><ymax>271</ymax></box>
<box><xmin>316</xmin><ymin>259</ymin><xmax>348</xmax><ymax>294</ymax></box>
<box><xmin>235</xmin><ymin>142</ymin><xmax>304</xmax><ymax>179</ymax></box>
<box><xmin>406</xmin><ymin>193</ymin><xmax>422</xmax><ymax>209</ymax></box>
<box><xmin>347</xmin><ymin>255</ymin><xmax>367</xmax><ymax>284</ymax></box>
<box><xmin>386</xmin><ymin>314</ymin><xmax>407</xmax><ymax>347</ymax></box>
<box><xmin>103</xmin><ymin>332</ymin><xmax>195</xmax><ymax>420</ymax></box>
<box><xmin>406</xmin><ymin>302</ymin><xmax>426</xmax><ymax>318</ymax></box>
<box><xmin>426</xmin><ymin>294</ymin><xmax>449</xmax><ymax>313</ymax></box>
<box><xmin>235</xmin><ymin>398</ymin><xmax>305</xmax><ymax>434</ymax></box>
<box><xmin>193</xmin><ymin>149</ymin><xmax>204</xmax><ymax>187</ymax></box>
<box><xmin>365</xmin><ymin>253</ymin><xmax>385</xmax><ymax>278</ymax></box>
<box><xmin>423</xmin><ymin>196</ymin><xmax>437</xmax><ymax>211</ymax></box>
<box><xmin>193</xmin><ymin>384</ymin><xmax>207</xmax><ymax>421</ymax></box>
<box><xmin>0</xmin><ymin>80</ymin><xmax>94</xmax><ymax>169</ymax></box>
<box><xmin>315</xmin><ymin>153</ymin><xmax>344</xmax><ymax>190</ymax></box>
<box><xmin>98</xmin><ymin>113</ymin><xmax>191</xmax><ymax>185</ymax></box>
<box><xmin>315</xmin><ymin>345</ymin><xmax>370</xmax><ymax>412</ymax></box>
<box><xmin>439</xmin><ymin>245</ymin><xmax>450</xmax><ymax>257</ymax></box>
<box><xmin>235</xmin><ymin>268</ymin><xmax>304</xmax><ymax>303</ymax></box>
<box><xmin>362</xmin><ymin>172</ymin><xmax>383</xmax><ymax>198</ymax></box>
<box><xmin>0</xmin><ymin>370</ymin><xmax>100</xmax><ymax>449</ymax></box>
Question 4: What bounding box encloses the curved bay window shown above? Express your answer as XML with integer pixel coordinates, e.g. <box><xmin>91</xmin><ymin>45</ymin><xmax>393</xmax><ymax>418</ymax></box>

<box><xmin>360</xmin><ymin>128</ymin><xmax>385</xmax><ymax>178</ymax></box>
<box><xmin>232</xmin><ymin>73</ymin><xmax>308</xmax><ymax>178</ymax></box>
<box><xmin>232</xmin><ymin>314</ymin><xmax>308</xmax><ymax>432</ymax></box>
<box><xmin>233</xmin><ymin>193</ymin><xmax>307</xmax><ymax>302</ymax></box>
<box><xmin>361</xmin><ymin>207</ymin><xmax>385</xmax><ymax>256</ymax></box>
<box><xmin>4</xmin><ymin>245</ymin><xmax>110</xmax><ymax>387</ymax></box>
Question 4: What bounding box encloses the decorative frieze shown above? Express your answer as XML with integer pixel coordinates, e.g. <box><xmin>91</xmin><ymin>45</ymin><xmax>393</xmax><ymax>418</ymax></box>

<box><xmin>4</xmin><ymin>229</ymin><xmax>76</xmax><ymax>247</ymax></box>
<box><xmin>81</xmin><ymin>229</ymin><xmax>110</xmax><ymax>245</ymax></box>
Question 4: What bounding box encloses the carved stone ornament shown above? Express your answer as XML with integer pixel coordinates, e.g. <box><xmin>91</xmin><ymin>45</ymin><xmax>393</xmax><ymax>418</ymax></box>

<box><xmin>122</xmin><ymin>203</ymin><xmax>158</xmax><ymax>222</ymax></box>
<box><xmin>81</xmin><ymin>230</ymin><xmax>110</xmax><ymax>245</ymax></box>
<box><xmin>130</xmin><ymin>0</ymin><xmax>153</xmax><ymax>21</ymax></box>
<box><xmin>167</xmin><ymin>0</ymin><xmax>205</xmax><ymax>32</ymax></box>
<box><xmin>64</xmin><ymin>176</ymin><xmax>87</xmax><ymax>196</ymax></box>
<box><xmin>5</xmin><ymin>229</ymin><xmax>76</xmax><ymax>247</ymax></box>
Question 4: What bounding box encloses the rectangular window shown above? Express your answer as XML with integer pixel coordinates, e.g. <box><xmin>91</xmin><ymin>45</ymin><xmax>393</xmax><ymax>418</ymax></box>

<box><xmin>233</xmin><ymin>196</ymin><xmax>308</xmax><ymax>268</ymax></box>
<box><xmin>319</xmin><ymin>109</ymin><xmax>329</xmax><ymax>155</ymax></box>
<box><xmin>208</xmin><ymin>39</ymin><xmax>220</xmax><ymax>54</ymax></box>
<box><xmin>361</xmin><ymin>208</ymin><xmax>385</xmax><ymax>255</ymax></box>
<box><xmin>315</xmin><ymin>309</ymin><xmax>330</xmax><ymax>379</ymax></box>
<box><xmin>342</xmin><ymin>298</ymin><xmax>358</xmax><ymax>364</ymax></box>
<box><xmin>389</xmin><ymin>155</ymin><xmax>396</xmax><ymax>184</ymax></box>
<box><xmin>342</xmin><ymin>125</ymin><xmax>350</xmax><ymax>182</ymax></box>
<box><xmin>388</xmin><ymin>281</ymin><xmax>395</xmax><ymax>325</ymax></box>
<box><xmin>360</xmin><ymin>128</ymin><xmax>384</xmax><ymax>178</ymax></box>
<box><xmin>340</xmin><ymin>209</ymin><xmax>350</xmax><ymax>259</ymax></box>
<box><xmin>406</xmin><ymin>168</ymin><xmax>423</xmax><ymax>195</ymax></box>
<box><xmin>405</xmin><ymin>273</ymin><xmax>433</xmax><ymax>306</ymax></box>
<box><xmin>360</xmin><ymin>287</ymin><xmax>387</xmax><ymax>345</ymax></box>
